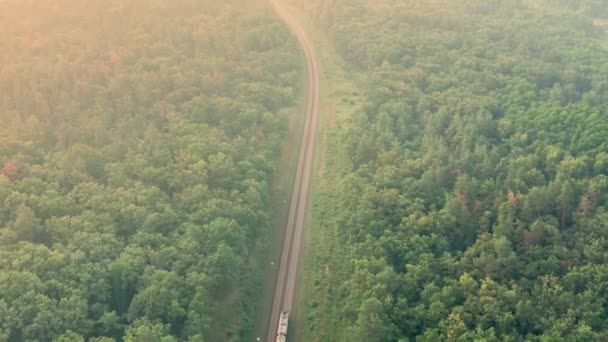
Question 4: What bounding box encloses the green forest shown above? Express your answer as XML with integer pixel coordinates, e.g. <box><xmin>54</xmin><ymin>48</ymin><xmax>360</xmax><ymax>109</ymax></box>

<box><xmin>302</xmin><ymin>0</ymin><xmax>608</xmax><ymax>341</ymax></box>
<box><xmin>4</xmin><ymin>0</ymin><xmax>608</xmax><ymax>341</ymax></box>
<box><xmin>0</xmin><ymin>0</ymin><xmax>300</xmax><ymax>341</ymax></box>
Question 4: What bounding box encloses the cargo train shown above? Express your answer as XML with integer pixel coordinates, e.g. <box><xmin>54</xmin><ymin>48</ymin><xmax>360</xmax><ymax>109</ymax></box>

<box><xmin>276</xmin><ymin>311</ymin><xmax>289</xmax><ymax>342</ymax></box>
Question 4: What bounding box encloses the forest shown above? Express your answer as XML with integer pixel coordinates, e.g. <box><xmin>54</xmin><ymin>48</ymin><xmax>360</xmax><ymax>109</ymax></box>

<box><xmin>4</xmin><ymin>0</ymin><xmax>608</xmax><ymax>341</ymax></box>
<box><xmin>302</xmin><ymin>0</ymin><xmax>608</xmax><ymax>341</ymax></box>
<box><xmin>0</xmin><ymin>0</ymin><xmax>300</xmax><ymax>340</ymax></box>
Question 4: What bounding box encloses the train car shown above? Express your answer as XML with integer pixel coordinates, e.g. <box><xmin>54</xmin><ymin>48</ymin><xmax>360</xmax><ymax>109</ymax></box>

<box><xmin>276</xmin><ymin>311</ymin><xmax>289</xmax><ymax>341</ymax></box>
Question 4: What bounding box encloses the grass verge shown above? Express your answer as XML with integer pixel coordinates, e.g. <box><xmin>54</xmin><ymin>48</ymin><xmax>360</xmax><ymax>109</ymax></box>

<box><xmin>249</xmin><ymin>18</ymin><xmax>309</xmax><ymax>341</ymax></box>
<box><xmin>278</xmin><ymin>2</ymin><xmax>364</xmax><ymax>341</ymax></box>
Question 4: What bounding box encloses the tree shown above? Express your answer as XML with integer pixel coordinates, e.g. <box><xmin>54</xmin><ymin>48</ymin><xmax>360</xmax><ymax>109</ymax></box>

<box><xmin>13</xmin><ymin>204</ymin><xmax>42</xmax><ymax>243</ymax></box>
<box><xmin>353</xmin><ymin>297</ymin><xmax>396</xmax><ymax>342</ymax></box>
<box><xmin>124</xmin><ymin>320</ymin><xmax>177</xmax><ymax>342</ymax></box>
<box><xmin>1</xmin><ymin>160</ymin><xmax>19</xmax><ymax>180</ymax></box>
<box><xmin>53</xmin><ymin>330</ymin><xmax>85</xmax><ymax>342</ymax></box>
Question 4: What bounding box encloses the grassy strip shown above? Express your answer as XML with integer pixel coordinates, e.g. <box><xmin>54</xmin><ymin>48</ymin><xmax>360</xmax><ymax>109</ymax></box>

<box><xmin>281</xmin><ymin>2</ymin><xmax>364</xmax><ymax>341</ymax></box>
<box><xmin>249</xmin><ymin>15</ymin><xmax>309</xmax><ymax>342</ymax></box>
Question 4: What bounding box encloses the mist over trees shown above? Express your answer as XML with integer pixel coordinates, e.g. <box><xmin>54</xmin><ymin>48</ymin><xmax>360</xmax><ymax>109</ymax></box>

<box><xmin>303</xmin><ymin>0</ymin><xmax>608</xmax><ymax>341</ymax></box>
<box><xmin>4</xmin><ymin>0</ymin><xmax>608</xmax><ymax>340</ymax></box>
<box><xmin>0</xmin><ymin>0</ymin><xmax>300</xmax><ymax>340</ymax></box>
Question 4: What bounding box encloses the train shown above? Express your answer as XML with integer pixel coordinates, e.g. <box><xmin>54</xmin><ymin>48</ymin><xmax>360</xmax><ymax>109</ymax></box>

<box><xmin>276</xmin><ymin>311</ymin><xmax>289</xmax><ymax>342</ymax></box>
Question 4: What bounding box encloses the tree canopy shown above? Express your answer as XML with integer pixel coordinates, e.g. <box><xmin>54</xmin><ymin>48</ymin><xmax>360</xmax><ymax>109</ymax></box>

<box><xmin>0</xmin><ymin>0</ymin><xmax>300</xmax><ymax>340</ymax></box>
<box><xmin>302</xmin><ymin>0</ymin><xmax>608</xmax><ymax>341</ymax></box>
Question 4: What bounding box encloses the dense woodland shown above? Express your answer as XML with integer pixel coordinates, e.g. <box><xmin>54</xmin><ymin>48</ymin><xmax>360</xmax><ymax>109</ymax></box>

<box><xmin>303</xmin><ymin>0</ymin><xmax>608</xmax><ymax>341</ymax></box>
<box><xmin>0</xmin><ymin>0</ymin><xmax>300</xmax><ymax>340</ymax></box>
<box><xmin>4</xmin><ymin>0</ymin><xmax>608</xmax><ymax>341</ymax></box>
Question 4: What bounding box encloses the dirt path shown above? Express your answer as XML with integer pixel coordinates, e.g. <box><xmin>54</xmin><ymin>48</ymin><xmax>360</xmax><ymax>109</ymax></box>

<box><xmin>265</xmin><ymin>0</ymin><xmax>320</xmax><ymax>341</ymax></box>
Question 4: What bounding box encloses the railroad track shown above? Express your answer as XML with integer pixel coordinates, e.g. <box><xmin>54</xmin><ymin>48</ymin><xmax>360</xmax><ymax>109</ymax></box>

<box><xmin>266</xmin><ymin>0</ymin><xmax>320</xmax><ymax>341</ymax></box>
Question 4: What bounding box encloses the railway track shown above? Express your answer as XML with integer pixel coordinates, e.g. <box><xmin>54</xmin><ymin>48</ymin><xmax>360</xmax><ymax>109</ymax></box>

<box><xmin>266</xmin><ymin>0</ymin><xmax>320</xmax><ymax>341</ymax></box>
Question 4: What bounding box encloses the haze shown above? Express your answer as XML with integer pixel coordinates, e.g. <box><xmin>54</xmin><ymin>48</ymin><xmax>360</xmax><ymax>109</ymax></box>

<box><xmin>1</xmin><ymin>0</ymin><xmax>607</xmax><ymax>341</ymax></box>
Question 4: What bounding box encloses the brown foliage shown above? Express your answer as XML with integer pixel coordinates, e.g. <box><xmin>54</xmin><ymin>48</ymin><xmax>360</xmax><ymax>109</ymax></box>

<box><xmin>507</xmin><ymin>190</ymin><xmax>520</xmax><ymax>205</ymax></box>
<box><xmin>473</xmin><ymin>198</ymin><xmax>483</xmax><ymax>216</ymax></box>
<box><xmin>522</xmin><ymin>229</ymin><xmax>541</xmax><ymax>247</ymax></box>
<box><xmin>2</xmin><ymin>160</ymin><xmax>19</xmax><ymax>180</ymax></box>
<box><xmin>457</xmin><ymin>193</ymin><xmax>468</xmax><ymax>206</ymax></box>
<box><xmin>109</xmin><ymin>50</ymin><xmax>122</xmax><ymax>65</ymax></box>
<box><xmin>577</xmin><ymin>195</ymin><xmax>593</xmax><ymax>216</ymax></box>
<box><xmin>451</xmin><ymin>168</ymin><xmax>463</xmax><ymax>177</ymax></box>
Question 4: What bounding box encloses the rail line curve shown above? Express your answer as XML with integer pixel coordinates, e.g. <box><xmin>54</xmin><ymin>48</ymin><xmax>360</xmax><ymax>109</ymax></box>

<box><xmin>266</xmin><ymin>0</ymin><xmax>320</xmax><ymax>341</ymax></box>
